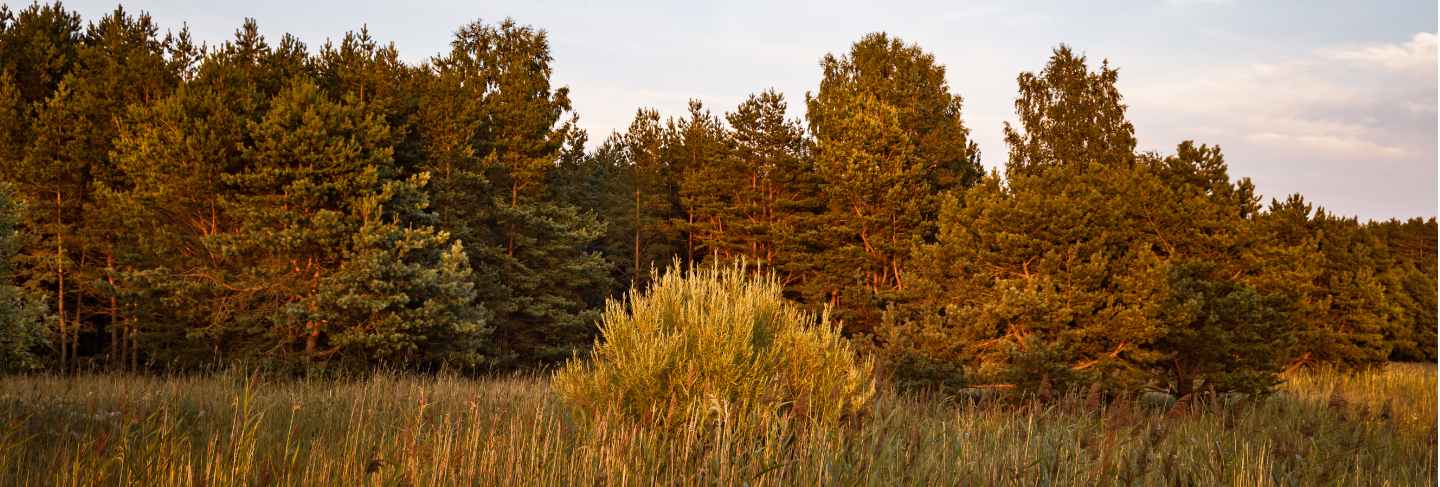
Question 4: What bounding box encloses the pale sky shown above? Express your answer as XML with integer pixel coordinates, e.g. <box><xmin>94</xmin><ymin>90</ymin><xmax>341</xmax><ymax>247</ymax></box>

<box><xmin>66</xmin><ymin>0</ymin><xmax>1439</xmax><ymax>220</ymax></box>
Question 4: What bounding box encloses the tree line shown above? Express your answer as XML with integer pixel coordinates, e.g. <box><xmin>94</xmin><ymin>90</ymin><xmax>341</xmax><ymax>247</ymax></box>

<box><xmin>0</xmin><ymin>3</ymin><xmax>1433</xmax><ymax>394</ymax></box>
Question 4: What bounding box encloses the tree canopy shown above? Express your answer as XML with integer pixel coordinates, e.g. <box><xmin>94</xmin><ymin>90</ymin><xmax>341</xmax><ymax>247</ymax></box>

<box><xmin>0</xmin><ymin>4</ymin><xmax>1430</xmax><ymax>392</ymax></box>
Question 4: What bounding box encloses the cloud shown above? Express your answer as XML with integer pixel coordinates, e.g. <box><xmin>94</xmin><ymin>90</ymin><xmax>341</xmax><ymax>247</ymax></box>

<box><xmin>1163</xmin><ymin>0</ymin><xmax>1231</xmax><ymax>6</ymax></box>
<box><xmin>1247</xmin><ymin>132</ymin><xmax>1409</xmax><ymax>158</ymax></box>
<box><xmin>1322</xmin><ymin>32</ymin><xmax>1437</xmax><ymax>73</ymax></box>
<box><xmin>1128</xmin><ymin>32</ymin><xmax>1435</xmax><ymax>158</ymax></box>
<box><xmin>1123</xmin><ymin>32</ymin><xmax>1436</xmax><ymax>218</ymax></box>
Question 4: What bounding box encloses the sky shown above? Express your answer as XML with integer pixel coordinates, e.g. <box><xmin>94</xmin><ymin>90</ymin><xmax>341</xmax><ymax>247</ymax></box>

<box><xmin>67</xmin><ymin>0</ymin><xmax>1439</xmax><ymax>220</ymax></box>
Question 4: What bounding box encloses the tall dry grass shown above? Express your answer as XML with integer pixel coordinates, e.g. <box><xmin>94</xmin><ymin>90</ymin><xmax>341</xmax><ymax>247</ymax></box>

<box><xmin>0</xmin><ymin>364</ymin><xmax>1433</xmax><ymax>486</ymax></box>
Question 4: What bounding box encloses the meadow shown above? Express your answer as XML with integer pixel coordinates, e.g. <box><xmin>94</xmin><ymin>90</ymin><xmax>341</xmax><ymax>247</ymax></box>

<box><xmin>0</xmin><ymin>364</ymin><xmax>1433</xmax><ymax>486</ymax></box>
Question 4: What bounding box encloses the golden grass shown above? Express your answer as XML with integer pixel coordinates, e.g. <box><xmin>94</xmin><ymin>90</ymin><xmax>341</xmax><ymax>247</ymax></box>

<box><xmin>0</xmin><ymin>364</ymin><xmax>1433</xmax><ymax>486</ymax></box>
<box><xmin>554</xmin><ymin>263</ymin><xmax>875</xmax><ymax>430</ymax></box>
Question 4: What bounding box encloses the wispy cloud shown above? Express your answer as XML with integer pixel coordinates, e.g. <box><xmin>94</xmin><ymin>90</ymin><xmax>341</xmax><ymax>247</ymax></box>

<box><xmin>1129</xmin><ymin>32</ymin><xmax>1435</xmax><ymax>157</ymax></box>
<box><xmin>1322</xmin><ymin>32</ymin><xmax>1437</xmax><ymax>73</ymax></box>
<box><xmin>1125</xmin><ymin>32</ymin><xmax>1436</xmax><ymax>218</ymax></box>
<box><xmin>1163</xmin><ymin>0</ymin><xmax>1232</xmax><ymax>6</ymax></box>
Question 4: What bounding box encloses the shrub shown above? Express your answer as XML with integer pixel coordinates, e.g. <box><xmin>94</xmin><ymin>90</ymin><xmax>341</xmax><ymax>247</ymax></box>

<box><xmin>552</xmin><ymin>262</ymin><xmax>876</xmax><ymax>429</ymax></box>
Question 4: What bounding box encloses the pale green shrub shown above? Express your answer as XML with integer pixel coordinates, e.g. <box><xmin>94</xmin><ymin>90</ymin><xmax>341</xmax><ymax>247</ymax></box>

<box><xmin>552</xmin><ymin>262</ymin><xmax>876</xmax><ymax>428</ymax></box>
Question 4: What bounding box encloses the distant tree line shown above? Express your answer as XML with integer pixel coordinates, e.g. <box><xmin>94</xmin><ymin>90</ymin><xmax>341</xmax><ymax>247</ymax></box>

<box><xmin>0</xmin><ymin>3</ymin><xmax>1433</xmax><ymax>395</ymax></box>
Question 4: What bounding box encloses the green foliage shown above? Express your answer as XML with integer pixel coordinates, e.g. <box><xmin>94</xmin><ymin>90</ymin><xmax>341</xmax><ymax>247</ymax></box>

<box><xmin>871</xmin><ymin>47</ymin><xmax>1295</xmax><ymax>396</ymax></box>
<box><xmin>802</xmin><ymin>32</ymin><xmax>981</xmax><ymax>330</ymax></box>
<box><xmin>1152</xmin><ymin>260</ymin><xmax>1293</xmax><ymax>396</ymax></box>
<box><xmin>225</xmin><ymin>76</ymin><xmax>399</xmax><ymax>362</ymax></box>
<box><xmin>418</xmin><ymin>18</ymin><xmax>610</xmax><ymax>369</ymax></box>
<box><xmin>1367</xmin><ymin>217</ymin><xmax>1438</xmax><ymax>361</ymax></box>
<box><xmin>1252</xmin><ymin>195</ymin><xmax>1395</xmax><ymax>370</ymax></box>
<box><xmin>0</xmin><ymin>2</ymin><xmax>82</xmax><ymax>108</ymax></box>
<box><xmin>103</xmin><ymin>75</ymin><xmax>253</xmax><ymax>369</ymax></box>
<box><xmin>0</xmin><ymin>3</ymin><xmax>1431</xmax><ymax>383</ymax></box>
<box><xmin>0</xmin><ymin>183</ymin><xmax>48</xmax><ymax>372</ymax></box>
<box><xmin>554</xmin><ymin>262</ymin><xmax>876</xmax><ymax>429</ymax></box>
<box><xmin>308</xmin><ymin>177</ymin><xmax>488</xmax><ymax>369</ymax></box>
<box><xmin>480</xmin><ymin>199</ymin><xmax>610</xmax><ymax>365</ymax></box>
<box><xmin>724</xmin><ymin>90</ymin><xmax>822</xmax><ymax>279</ymax></box>
<box><xmin>1003</xmin><ymin>45</ymin><xmax>1136</xmax><ymax>178</ymax></box>
<box><xmin>808</xmin><ymin>32</ymin><xmax>982</xmax><ymax>192</ymax></box>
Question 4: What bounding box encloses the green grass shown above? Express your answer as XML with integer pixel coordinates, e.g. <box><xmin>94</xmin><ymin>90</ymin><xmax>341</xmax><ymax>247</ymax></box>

<box><xmin>0</xmin><ymin>364</ymin><xmax>1433</xmax><ymax>486</ymax></box>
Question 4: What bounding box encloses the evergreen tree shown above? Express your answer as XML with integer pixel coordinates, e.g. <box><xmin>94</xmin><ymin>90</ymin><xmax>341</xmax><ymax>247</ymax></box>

<box><xmin>1309</xmin><ymin>210</ymin><xmax>1392</xmax><ymax>368</ymax></box>
<box><xmin>0</xmin><ymin>2</ymin><xmax>82</xmax><ymax>109</ymax></box>
<box><xmin>417</xmin><ymin>19</ymin><xmax>609</xmax><ymax>368</ymax></box>
<box><xmin>0</xmin><ymin>4</ymin><xmax>1430</xmax><ymax>376</ymax></box>
<box><xmin>0</xmin><ymin>182</ymin><xmax>49</xmax><ymax>372</ymax></box>
<box><xmin>804</xmin><ymin>33</ymin><xmax>980</xmax><ymax>330</ymax></box>
<box><xmin>808</xmin><ymin>32</ymin><xmax>982</xmax><ymax>192</ymax></box>
<box><xmin>1252</xmin><ymin>196</ymin><xmax>1393</xmax><ymax>369</ymax></box>
<box><xmin>871</xmin><ymin>46</ymin><xmax>1292</xmax><ymax>395</ymax></box>
<box><xmin>616</xmin><ymin>108</ymin><xmax>683</xmax><ymax>286</ymax></box>
<box><xmin>1152</xmin><ymin>260</ymin><xmax>1291</xmax><ymax>397</ymax></box>
<box><xmin>218</xmin><ymin>78</ymin><xmax>484</xmax><ymax>368</ymax></box>
<box><xmin>671</xmin><ymin>99</ymin><xmax>741</xmax><ymax>263</ymax></box>
<box><xmin>102</xmin><ymin>29</ymin><xmax>274</xmax><ymax>368</ymax></box>
<box><xmin>810</xmin><ymin>91</ymin><xmax>929</xmax><ymax>329</ymax></box>
<box><xmin>71</xmin><ymin>7</ymin><xmax>182</xmax><ymax>369</ymax></box>
<box><xmin>0</xmin><ymin>71</ymin><xmax>24</xmax><ymax>175</ymax></box>
<box><xmin>1367</xmin><ymin>217</ymin><xmax>1438</xmax><ymax>361</ymax></box>
<box><xmin>312</xmin><ymin>28</ymin><xmax>421</xmax><ymax>173</ymax></box>
<box><xmin>12</xmin><ymin>80</ymin><xmax>87</xmax><ymax>370</ymax></box>
<box><xmin>308</xmin><ymin>176</ymin><xmax>487</xmax><ymax>369</ymax></box>
<box><xmin>724</xmin><ymin>90</ymin><xmax>821</xmax><ymax>286</ymax></box>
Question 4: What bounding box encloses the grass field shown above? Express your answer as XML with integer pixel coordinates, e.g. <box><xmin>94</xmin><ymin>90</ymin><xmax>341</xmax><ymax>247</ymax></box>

<box><xmin>0</xmin><ymin>364</ymin><xmax>1433</xmax><ymax>486</ymax></box>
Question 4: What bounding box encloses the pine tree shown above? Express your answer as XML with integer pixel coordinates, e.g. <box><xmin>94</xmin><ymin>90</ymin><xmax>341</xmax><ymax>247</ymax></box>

<box><xmin>1367</xmin><ymin>217</ymin><xmax>1438</xmax><ymax>361</ymax></box>
<box><xmin>312</xmin><ymin>28</ymin><xmax>420</xmax><ymax>173</ymax></box>
<box><xmin>810</xmin><ymin>91</ymin><xmax>929</xmax><ymax>329</ymax></box>
<box><xmin>1250</xmin><ymin>195</ymin><xmax>1393</xmax><ymax>370</ymax></box>
<box><xmin>0</xmin><ymin>182</ymin><xmax>49</xmax><ymax>372</ymax></box>
<box><xmin>803</xmin><ymin>33</ymin><xmax>979</xmax><ymax>329</ymax></box>
<box><xmin>12</xmin><ymin>80</ymin><xmax>87</xmax><ymax>370</ymax></box>
<box><xmin>1152</xmin><ymin>260</ymin><xmax>1291</xmax><ymax>397</ymax></box>
<box><xmin>0</xmin><ymin>2</ymin><xmax>82</xmax><ymax>109</ymax></box>
<box><xmin>100</xmin><ymin>21</ymin><xmax>283</xmax><ymax>368</ymax></box>
<box><xmin>107</xmin><ymin>83</ymin><xmax>253</xmax><ymax>368</ymax></box>
<box><xmin>215</xmin><ymin>77</ymin><xmax>482</xmax><ymax>368</ymax></box>
<box><xmin>0</xmin><ymin>71</ymin><xmax>25</xmax><ymax>201</ymax></box>
<box><xmin>871</xmin><ymin>46</ymin><xmax>1292</xmax><ymax>395</ymax></box>
<box><xmin>416</xmin><ymin>19</ymin><xmax>610</xmax><ymax>368</ymax></box>
<box><xmin>308</xmin><ymin>175</ymin><xmax>487</xmax><ymax>369</ymax></box>
<box><xmin>807</xmin><ymin>32</ymin><xmax>982</xmax><ymax>193</ymax></box>
<box><xmin>71</xmin><ymin>7</ymin><xmax>182</xmax><ymax>370</ymax></box>
<box><xmin>724</xmin><ymin>90</ymin><xmax>820</xmax><ymax>284</ymax></box>
<box><xmin>617</xmin><ymin>108</ymin><xmax>683</xmax><ymax>286</ymax></box>
<box><xmin>672</xmin><ymin>99</ymin><xmax>741</xmax><ymax>263</ymax></box>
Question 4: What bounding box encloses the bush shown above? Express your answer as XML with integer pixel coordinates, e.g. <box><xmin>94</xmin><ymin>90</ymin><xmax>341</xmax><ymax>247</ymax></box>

<box><xmin>552</xmin><ymin>262</ymin><xmax>876</xmax><ymax>429</ymax></box>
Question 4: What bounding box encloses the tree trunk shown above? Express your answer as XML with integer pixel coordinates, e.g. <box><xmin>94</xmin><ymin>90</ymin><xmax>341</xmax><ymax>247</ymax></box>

<box><xmin>106</xmin><ymin>252</ymin><xmax>120</xmax><ymax>370</ymax></box>
<box><xmin>127</xmin><ymin>318</ymin><xmax>138</xmax><ymax>372</ymax></box>
<box><xmin>507</xmin><ymin>181</ymin><xmax>518</xmax><ymax>256</ymax></box>
<box><xmin>633</xmin><ymin>187</ymin><xmax>641</xmax><ymax>285</ymax></box>
<box><xmin>71</xmin><ymin>279</ymin><xmax>82</xmax><ymax>372</ymax></box>
<box><xmin>54</xmin><ymin>191</ymin><xmax>66</xmax><ymax>372</ymax></box>
<box><xmin>305</xmin><ymin>266</ymin><xmax>321</xmax><ymax>358</ymax></box>
<box><xmin>1173</xmin><ymin>358</ymin><xmax>1190</xmax><ymax>398</ymax></box>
